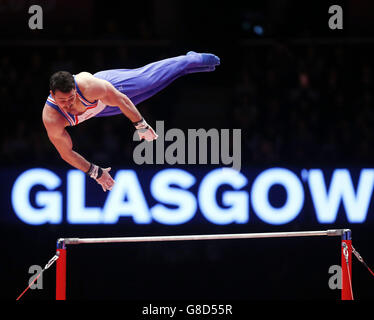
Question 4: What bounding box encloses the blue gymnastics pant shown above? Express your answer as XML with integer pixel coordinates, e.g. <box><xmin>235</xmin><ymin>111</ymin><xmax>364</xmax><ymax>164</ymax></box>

<box><xmin>93</xmin><ymin>53</ymin><xmax>215</xmax><ymax>117</ymax></box>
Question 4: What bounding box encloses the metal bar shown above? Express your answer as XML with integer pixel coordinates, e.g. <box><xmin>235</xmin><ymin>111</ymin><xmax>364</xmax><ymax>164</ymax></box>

<box><xmin>61</xmin><ymin>229</ymin><xmax>344</xmax><ymax>245</ymax></box>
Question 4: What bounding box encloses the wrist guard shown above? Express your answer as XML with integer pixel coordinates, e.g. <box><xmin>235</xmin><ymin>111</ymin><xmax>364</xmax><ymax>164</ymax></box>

<box><xmin>86</xmin><ymin>163</ymin><xmax>103</xmax><ymax>179</ymax></box>
<box><xmin>133</xmin><ymin>118</ymin><xmax>149</xmax><ymax>130</ymax></box>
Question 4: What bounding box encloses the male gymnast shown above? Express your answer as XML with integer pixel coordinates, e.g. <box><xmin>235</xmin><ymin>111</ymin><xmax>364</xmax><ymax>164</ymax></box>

<box><xmin>42</xmin><ymin>51</ymin><xmax>220</xmax><ymax>191</ymax></box>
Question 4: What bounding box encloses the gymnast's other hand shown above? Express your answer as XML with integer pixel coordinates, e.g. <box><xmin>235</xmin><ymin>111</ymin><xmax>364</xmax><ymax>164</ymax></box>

<box><xmin>96</xmin><ymin>167</ymin><xmax>115</xmax><ymax>192</ymax></box>
<box><xmin>133</xmin><ymin>118</ymin><xmax>158</xmax><ymax>141</ymax></box>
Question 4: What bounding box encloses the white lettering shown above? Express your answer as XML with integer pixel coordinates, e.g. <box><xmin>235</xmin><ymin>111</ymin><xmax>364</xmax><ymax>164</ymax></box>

<box><xmin>308</xmin><ymin>169</ymin><xmax>374</xmax><ymax>223</ymax></box>
<box><xmin>151</xmin><ymin>169</ymin><xmax>196</xmax><ymax>225</ymax></box>
<box><xmin>198</xmin><ymin>168</ymin><xmax>248</xmax><ymax>224</ymax></box>
<box><xmin>102</xmin><ymin>170</ymin><xmax>151</xmax><ymax>224</ymax></box>
<box><xmin>251</xmin><ymin>168</ymin><xmax>304</xmax><ymax>225</ymax></box>
<box><xmin>67</xmin><ymin>170</ymin><xmax>101</xmax><ymax>223</ymax></box>
<box><xmin>10</xmin><ymin>167</ymin><xmax>373</xmax><ymax>225</ymax></box>
<box><xmin>11</xmin><ymin>168</ymin><xmax>62</xmax><ymax>225</ymax></box>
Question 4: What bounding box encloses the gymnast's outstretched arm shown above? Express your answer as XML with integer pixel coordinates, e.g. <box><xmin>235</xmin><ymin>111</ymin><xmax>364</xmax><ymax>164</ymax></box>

<box><xmin>42</xmin><ymin>105</ymin><xmax>115</xmax><ymax>192</ymax></box>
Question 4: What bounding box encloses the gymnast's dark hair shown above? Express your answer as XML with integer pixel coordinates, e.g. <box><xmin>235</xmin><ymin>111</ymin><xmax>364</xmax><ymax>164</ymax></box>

<box><xmin>49</xmin><ymin>71</ymin><xmax>75</xmax><ymax>94</ymax></box>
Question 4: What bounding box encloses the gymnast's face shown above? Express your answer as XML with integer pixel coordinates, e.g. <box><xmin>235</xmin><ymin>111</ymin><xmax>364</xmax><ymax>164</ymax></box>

<box><xmin>52</xmin><ymin>89</ymin><xmax>77</xmax><ymax>113</ymax></box>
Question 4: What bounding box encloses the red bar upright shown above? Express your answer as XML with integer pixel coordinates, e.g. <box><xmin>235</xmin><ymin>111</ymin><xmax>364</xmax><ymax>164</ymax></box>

<box><xmin>341</xmin><ymin>230</ymin><xmax>353</xmax><ymax>300</ymax></box>
<box><xmin>56</xmin><ymin>247</ymin><xmax>66</xmax><ymax>300</ymax></box>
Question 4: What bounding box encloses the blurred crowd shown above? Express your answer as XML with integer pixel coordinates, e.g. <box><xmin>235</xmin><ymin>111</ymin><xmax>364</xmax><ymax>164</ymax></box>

<box><xmin>1</xmin><ymin>39</ymin><xmax>374</xmax><ymax>168</ymax></box>
<box><xmin>233</xmin><ymin>43</ymin><xmax>374</xmax><ymax>166</ymax></box>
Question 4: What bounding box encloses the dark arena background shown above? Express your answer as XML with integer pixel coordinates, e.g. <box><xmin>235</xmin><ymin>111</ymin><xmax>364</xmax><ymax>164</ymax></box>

<box><xmin>2</xmin><ymin>0</ymin><xmax>374</xmax><ymax>310</ymax></box>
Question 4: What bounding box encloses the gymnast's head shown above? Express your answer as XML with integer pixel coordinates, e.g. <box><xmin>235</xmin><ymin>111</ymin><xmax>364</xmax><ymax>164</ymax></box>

<box><xmin>49</xmin><ymin>71</ymin><xmax>77</xmax><ymax>110</ymax></box>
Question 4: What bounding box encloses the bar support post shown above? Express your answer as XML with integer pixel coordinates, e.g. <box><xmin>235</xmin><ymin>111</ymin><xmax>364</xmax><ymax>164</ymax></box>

<box><xmin>56</xmin><ymin>239</ymin><xmax>66</xmax><ymax>301</ymax></box>
<box><xmin>341</xmin><ymin>229</ymin><xmax>353</xmax><ymax>300</ymax></box>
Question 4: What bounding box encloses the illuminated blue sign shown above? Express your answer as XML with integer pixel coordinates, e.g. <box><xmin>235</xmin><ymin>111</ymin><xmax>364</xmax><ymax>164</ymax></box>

<box><xmin>307</xmin><ymin>169</ymin><xmax>374</xmax><ymax>223</ymax></box>
<box><xmin>11</xmin><ymin>168</ymin><xmax>63</xmax><ymax>225</ymax></box>
<box><xmin>251</xmin><ymin>168</ymin><xmax>304</xmax><ymax>225</ymax></box>
<box><xmin>9</xmin><ymin>167</ymin><xmax>374</xmax><ymax>225</ymax></box>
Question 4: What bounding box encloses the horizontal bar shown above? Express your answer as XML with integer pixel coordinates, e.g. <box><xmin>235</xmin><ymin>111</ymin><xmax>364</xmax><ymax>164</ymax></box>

<box><xmin>59</xmin><ymin>229</ymin><xmax>346</xmax><ymax>246</ymax></box>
